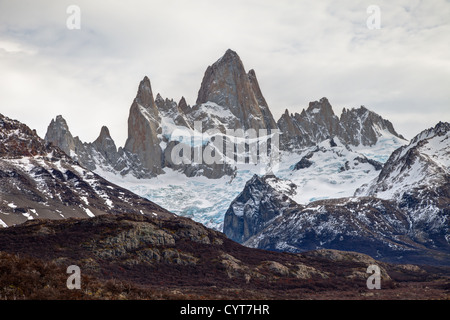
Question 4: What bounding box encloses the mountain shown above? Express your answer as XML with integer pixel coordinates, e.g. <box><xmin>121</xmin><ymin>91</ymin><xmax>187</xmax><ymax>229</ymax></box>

<box><xmin>8</xmin><ymin>112</ymin><xmax>450</xmax><ymax>300</ymax></box>
<box><xmin>223</xmin><ymin>174</ymin><xmax>298</xmax><ymax>243</ymax></box>
<box><xmin>283</xmin><ymin>137</ymin><xmax>384</xmax><ymax>204</ymax></box>
<box><xmin>45</xmin><ymin>50</ymin><xmax>405</xmax><ymax>183</ymax></box>
<box><xmin>123</xmin><ymin>76</ymin><xmax>164</xmax><ymax>176</ymax></box>
<box><xmin>0</xmin><ymin>113</ymin><xmax>173</xmax><ymax>227</ymax></box>
<box><xmin>278</xmin><ymin>98</ymin><xmax>406</xmax><ymax>150</ymax></box>
<box><xmin>340</xmin><ymin>106</ymin><xmax>405</xmax><ymax>146</ymax></box>
<box><xmin>223</xmin><ymin>123</ymin><xmax>450</xmax><ymax>265</ymax></box>
<box><xmin>41</xmin><ymin>49</ymin><xmax>408</xmax><ymax>232</ymax></box>
<box><xmin>356</xmin><ymin>121</ymin><xmax>450</xmax><ymax>247</ymax></box>
<box><xmin>196</xmin><ymin>49</ymin><xmax>278</xmax><ymax>132</ymax></box>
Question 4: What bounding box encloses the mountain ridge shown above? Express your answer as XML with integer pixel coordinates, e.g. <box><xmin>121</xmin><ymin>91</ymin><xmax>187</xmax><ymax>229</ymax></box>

<box><xmin>223</xmin><ymin>122</ymin><xmax>450</xmax><ymax>266</ymax></box>
<box><xmin>44</xmin><ymin>49</ymin><xmax>406</xmax><ymax>181</ymax></box>
<box><xmin>0</xmin><ymin>113</ymin><xmax>173</xmax><ymax>227</ymax></box>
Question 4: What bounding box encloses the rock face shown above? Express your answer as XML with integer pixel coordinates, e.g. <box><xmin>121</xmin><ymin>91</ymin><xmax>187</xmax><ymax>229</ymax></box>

<box><xmin>339</xmin><ymin>106</ymin><xmax>405</xmax><ymax>146</ymax></box>
<box><xmin>223</xmin><ymin>174</ymin><xmax>298</xmax><ymax>243</ymax></box>
<box><xmin>278</xmin><ymin>98</ymin><xmax>406</xmax><ymax>150</ymax></box>
<box><xmin>44</xmin><ymin>115</ymin><xmax>76</xmax><ymax>157</ymax></box>
<box><xmin>123</xmin><ymin>76</ymin><xmax>163</xmax><ymax>176</ymax></box>
<box><xmin>0</xmin><ymin>113</ymin><xmax>173</xmax><ymax>227</ymax></box>
<box><xmin>91</xmin><ymin>126</ymin><xmax>121</xmax><ymax>169</ymax></box>
<box><xmin>196</xmin><ymin>49</ymin><xmax>277</xmax><ymax>132</ymax></box>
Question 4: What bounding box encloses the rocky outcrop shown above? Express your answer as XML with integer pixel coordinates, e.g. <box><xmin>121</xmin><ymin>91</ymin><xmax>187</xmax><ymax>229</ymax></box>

<box><xmin>223</xmin><ymin>174</ymin><xmax>298</xmax><ymax>243</ymax></box>
<box><xmin>123</xmin><ymin>76</ymin><xmax>163</xmax><ymax>176</ymax></box>
<box><xmin>44</xmin><ymin>115</ymin><xmax>76</xmax><ymax>157</ymax></box>
<box><xmin>339</xmin><ymin>106</ymin><xmax>405</xmax><ymax>146</ymax></box>
<box><xmin>196</xmin><ymin>49</ymin><xmax>277</xmax><ymax>132</ymax></box>
<box><xmin>278</xmin><ymin>98</ymin><xmax>406</xmax><ymax>150</ymax></box>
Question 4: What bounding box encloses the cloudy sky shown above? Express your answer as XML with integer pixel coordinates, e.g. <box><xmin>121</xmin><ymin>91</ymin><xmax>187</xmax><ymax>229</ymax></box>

<box><xmin>1</xmin><ymin>0</ymin><xmax>449</xmax><ymax>146</ymax></box>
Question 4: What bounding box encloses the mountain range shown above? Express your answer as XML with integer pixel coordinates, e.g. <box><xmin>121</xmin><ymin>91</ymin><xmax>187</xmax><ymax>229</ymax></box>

<box><xmin>224</xmin><ymin>122</ymin><xmax>449</xmax><ymax>265</ymax></box>
<box><xmin>1</xmin><ymin>49</ymin><xmax>449</xmax><ymax>300</ymax></box>
<box><xmin>4</xmin><ymin>110</ymin><xmax>449</xmax><ymax>299</ymax></box>
<box><xmin>40</xmin><ymin>50</ymin><xmax>449</xmax><ymax>265</ymax></box>
<box><xmin>44</xmin><ymin>49</ymin><xmax>406</xmax><ymax>181</ymax></box>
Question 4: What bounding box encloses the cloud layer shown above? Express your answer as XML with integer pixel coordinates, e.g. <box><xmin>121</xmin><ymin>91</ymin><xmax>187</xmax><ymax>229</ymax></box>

<box><xmin>1</xmin><ymin>0</ymin><xmax>449</xmax><ymax>146</ymax></box>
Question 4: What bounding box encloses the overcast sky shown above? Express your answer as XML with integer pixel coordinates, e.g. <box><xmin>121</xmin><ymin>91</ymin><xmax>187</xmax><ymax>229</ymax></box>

<box><xmin>1</xmin><ymin>0</ymin><xmax>449</xmax><ymax>147</ymax></box>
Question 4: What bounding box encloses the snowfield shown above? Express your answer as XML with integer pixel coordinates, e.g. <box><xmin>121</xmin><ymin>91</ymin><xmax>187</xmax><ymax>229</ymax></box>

<box><xmin>93</xmin><ymin>134</ymin><xmax>407</xmax><ymax>231</ymax></box>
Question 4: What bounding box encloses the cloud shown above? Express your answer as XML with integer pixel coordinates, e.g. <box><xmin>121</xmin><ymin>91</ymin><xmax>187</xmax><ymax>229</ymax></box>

<box><xmin>0</xmin><ymin>0</ymin><xmax>449</xmax><ymax>145</ymax></box>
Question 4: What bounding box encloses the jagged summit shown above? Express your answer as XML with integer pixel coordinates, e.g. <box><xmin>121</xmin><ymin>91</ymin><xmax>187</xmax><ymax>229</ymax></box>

<box><xmin>1</xmin><ymin>113</ymin><xmax>64</xmax><ymax>159</ymax></box>
<box><xmin>196</xmin><ymin>49</ymin><xmax>277</xmax><ymax>131</ymax></box>
<box><xmin>123</xmin><ymin>75</ymin><xmax>163</xmax><ymax>176</ymax></box>
<box><xmin>213</xmin><ymin>48</ymin><xmax>241</xmax><ymax>66</ymax></box>
<box><xmin>44</xmin><ymin>51</ymin><xmax>406</xmax><ymax>184</ymax></box>
<box><xmin>0</xmin><ymin>113</ymin><xmax>172</xmax><ymax>227</ymax></box>
<box><xmin>96</xmin><ymin>126</ymin><xmax>112</xmax><ymax>141</ymax></box>
<box><xmin>340</xmin><ymin>105</ymin><xmax>405</xmax><ymax>145</ymax></box>
<box><xmin>356</xmin><ymin>121</ymin><xmax>450</xmax><ymax>200</ymax></box>
<box><xmin>135</xmin><ymin>76</ymin><xmax>156</xmax><ymax>108</ymax></box>
<box><xmin>44</xmin><ymin>115</ymin><xmax>75</xmax><ymax>156</ymax></box>
<box><xmin>306</xmin><ymin>97</ymin><xmax>334</xmax><ymax>113</ymax></box>
<box><xmin>278</xmin><ymin>97</ymin><xmax>406</xmax><ymax>150</ymax></box>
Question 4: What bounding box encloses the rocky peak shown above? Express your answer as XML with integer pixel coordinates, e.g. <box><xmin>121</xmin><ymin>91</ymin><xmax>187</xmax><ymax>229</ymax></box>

<box><xmin>294</xmin><ymin>97</ymin><xmax>340</xmax><ymax>144</ymax></box>
<box><xmin>96</xmin><ymin>126</ymin><xmax>112</xmax><ymax>142</ymax></box>
<box><xmin>44</xmin><ymin>115</ymin><xmax>76</xmax><ymax>156</ymax></box>
<box><xmin>195</xmin><ymin>49</ymin><xmax>277</xmax><ymax>131</ymax></box>
<box><xmin>306</xmin><ymin>97</ymin><xmax>334</xmax><ymax>114</ymax></box>
<box><xmin>135</xmin><ymin>76</ymin><xmax>157</xmax><ymax>111</ymax></box>
<box><xmin>340</xmin><ymin>106</ymin><xmax>405</xmax><ymax>146</ymax></box>
<box><xmin>123</xmin><ymin>76</ymin><xmax>163</xmax><ymax>176</ymax></box>
<box><xmin>155</xmin><ymin>95</ymin><xmax>177</xmax><ymax>115</ymax></box>
<box><xmin>435</xmin><ymin>121</ymin><xmax>450</xmax><ymax>135</ymax></box>
<box><xmin>0</xmin><ymin>114</ymin><xmax>64</xmax><ymax>159</ymax></box>
<box><xmin>155</xmin><ymin>93</ymin><xmax>164</xmax><ymax>103</ymax></box>
<box><xmin>408</xmin><ymin>121</ymin><xmax>450</xmax><ymax>147</ymax></box>
<box><xmin>356</xmin><ymin>121</ymin><xmax>449</xmax><ymax>205</ymax></box>
<box><xmin>92</xmin><ymin>126</ymin><xmax>118</xmax><ymax>162</ymax></box>
<box><xmin>178</xmin><ymin>96</ymin><xmax>191</xmax><ymax>114</ymax></box>
<box><xmin>278</xmin><ymin>98</ymin><xmax>406</xmax><ymax>149</ymax></box>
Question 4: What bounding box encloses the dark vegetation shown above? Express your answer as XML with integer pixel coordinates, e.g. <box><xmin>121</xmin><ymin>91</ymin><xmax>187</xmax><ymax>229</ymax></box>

<box><xmin>0</xmin><ymin>214</ymin><xmax>449</xmax><ymax>300</ymax></box>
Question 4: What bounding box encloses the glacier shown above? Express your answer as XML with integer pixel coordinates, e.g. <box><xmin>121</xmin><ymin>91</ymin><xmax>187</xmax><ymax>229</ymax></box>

<box><xmin>93</xmin><ymin>132</ymin><xmax>407</xmax><ymax>231</ymax></box>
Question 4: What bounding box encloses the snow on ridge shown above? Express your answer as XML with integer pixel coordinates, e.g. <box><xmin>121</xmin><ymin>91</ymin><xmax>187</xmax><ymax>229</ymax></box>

<box><xmin>0</xmin><ymin>219</ymin><xmax>7</xmax><ymax>228</ymax></box>
<box><xmin>88</xmin><ymin>136</ymin><xmax>400</xmax><ymax>231</ymax></box>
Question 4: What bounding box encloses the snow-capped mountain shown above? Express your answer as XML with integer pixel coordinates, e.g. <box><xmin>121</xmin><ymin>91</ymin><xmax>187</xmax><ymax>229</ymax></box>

<box><xmin>356</xmin><ymin>121</ymin><xmax>449</xmax><ymax>201</ymax></box>
<box><xmin>280</xmin><ymin>137</ymin><xmax>384</xmax><ymax>204</ymax></box>
<box><xmin>223</xmin><ymin>174</ymin><xmax>298</xmax><ymax>243</ymax></box>
<box><xmin>45</xmin><ymin>49</ymin><xmax>404</xmax><ymax>181</ymax></box>
<box><xmin>356</xmin><ymin>121</ymin><xmax>450</xmax><ymax>246</ymax></box>
<box><xmin>223</xmin><ymin>123</ymin><xmax>450</xmax><ymax>265</ymax></box>
<box><xmin>278</xmin><ymin>98</ymin><xmax>406</xmax><ymax>151</ymax></box>
<box><xmin>0</xmin><ymin>113</ymin><xmax>173</xmax><ymax>227</ymax></box>
<box><xmin>41</xmin><ymin>49</ymin><xmax>408</xmax><ymax>232</ymax></box>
